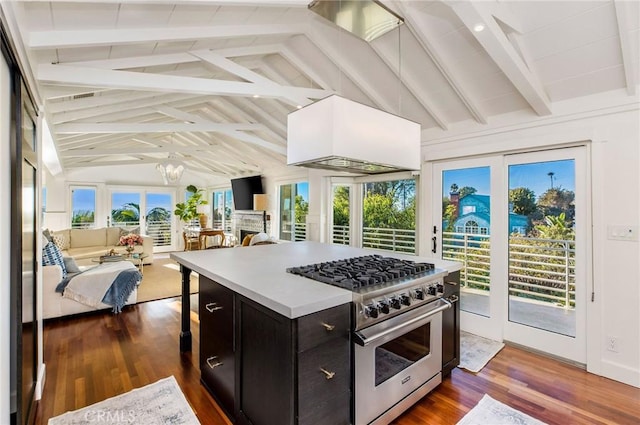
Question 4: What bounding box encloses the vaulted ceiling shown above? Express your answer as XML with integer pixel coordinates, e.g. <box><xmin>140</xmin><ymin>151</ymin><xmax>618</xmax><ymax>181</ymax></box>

<box><xmin>3</xmin><ymin>0</ymin><xmax>639</xmax><ymax>183</ymax></box>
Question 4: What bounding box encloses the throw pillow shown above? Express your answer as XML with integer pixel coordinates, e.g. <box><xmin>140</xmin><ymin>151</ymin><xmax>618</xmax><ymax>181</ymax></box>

<box><xmin>42</xmin><ymin>241</ymin><xmax>67</xmax><ymax>278</ymax></box>
<box><xmin>43</xmin><ymin>228</ymin><xmax>53</xmax><ymax>242</ymax></box>
<box><xmin>51</xmin><ymin>233</ymin><xmax>69</xmax><ymax>250</ymax></box>
<box><xmin>119</xmin><ymin>226</ymin><xmax>140</xmax><ymax>236</ymax></box>
<box><xmin>63</xmin><ymin>256</ymin><xmax>81</xmax><ymax>274</ymax></box>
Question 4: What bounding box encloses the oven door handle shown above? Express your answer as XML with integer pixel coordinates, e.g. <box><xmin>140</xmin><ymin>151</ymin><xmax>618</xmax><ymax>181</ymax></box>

<box><xmin>353</xmin><ymin>298</ymin><xmax>452</xmax><ymax>347</ymax></box>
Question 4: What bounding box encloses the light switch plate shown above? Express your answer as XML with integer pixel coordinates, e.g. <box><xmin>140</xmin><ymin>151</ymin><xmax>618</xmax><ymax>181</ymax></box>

<box><xmin>607</xmin><ymin>225</ymin><xmax>639</xmax><ymax>241</ymax></box>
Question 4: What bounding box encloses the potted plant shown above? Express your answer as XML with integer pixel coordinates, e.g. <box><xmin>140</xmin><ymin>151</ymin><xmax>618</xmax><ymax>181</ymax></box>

<box><xmin>174</xmin><ymin>185</ymin><xmax>208</xmax><ymax>226</ymax></box>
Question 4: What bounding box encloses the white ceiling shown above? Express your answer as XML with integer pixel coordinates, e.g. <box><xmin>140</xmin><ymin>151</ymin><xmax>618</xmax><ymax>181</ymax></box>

<box><xmin>3</xmin><ymin>0</ymin><xmax>639</xmax><ymax>184</ymax></box>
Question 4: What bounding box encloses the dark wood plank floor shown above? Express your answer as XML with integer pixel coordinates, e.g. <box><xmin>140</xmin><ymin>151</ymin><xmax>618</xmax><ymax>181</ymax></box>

<box><xmin>36</xmin><ymin>298</ymin><xmax>640</xmax><ymax>425</ymax></box>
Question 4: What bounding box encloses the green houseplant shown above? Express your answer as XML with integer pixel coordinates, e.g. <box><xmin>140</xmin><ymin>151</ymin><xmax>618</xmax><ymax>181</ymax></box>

<box><xmin>174</xmin><ymin>185</ymin><xmax>208</xmax><ymax>225</ymax></box>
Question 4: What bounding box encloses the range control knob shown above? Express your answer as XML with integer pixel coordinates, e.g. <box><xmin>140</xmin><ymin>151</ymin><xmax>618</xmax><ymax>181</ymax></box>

<box><xmin>378</xmin><ymin>300</ymin><xmax>390</xmax><ymax>314</ymax></box>
<box><xmin>389</xmin><ymin>297</ymin><xmax>402</xmax><ymax>310</ymax></box>
<box><xmin>436</xmin><ymin>283</ymin><xmax>444</xmax><ymax>293</ymax></box>
<box><xmin>428</xmin><ymin>286</ymin><xmax>437</xmax><ymax>296</ymax></box>
<box><xmin>364</xmin><ymin>303</ymin><xmax>379</xmax><ymax>319</ymax></box>
<box><xmin>413</xmin><ymin>288</ymin><xmax>425</xmax><ymax>300</ymax></box>
<box><xmin>400</xmin><ymin>294</ymin><xmax>411</xmax><ymax>306</ymax></box>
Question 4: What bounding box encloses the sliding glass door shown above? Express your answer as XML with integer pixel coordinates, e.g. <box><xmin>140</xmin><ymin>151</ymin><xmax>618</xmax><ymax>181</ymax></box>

<box><xmin>433</xmin><ymin>147</ymin><xmax>588</xmax><ymax>363</ymax></box>
<box><xmin>109</xmin><ymin>189</ymin><xmax>175</xmax><ymax>252</ymax></box>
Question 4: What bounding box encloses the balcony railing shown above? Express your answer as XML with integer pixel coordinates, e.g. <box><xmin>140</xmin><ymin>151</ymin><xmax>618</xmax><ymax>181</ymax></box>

<box><xmin>332</xmin><ymin>225</ymin><xmax>350</xmax><ymax>245</ymax></box>
<box><xmin>442</xmin><ymin>231</ymin><xmax>576</xmax><ymax>309</ymax></box>
<box><xmin>330</xmin><ymin>225</ymin><xmax>416</xmax><ymax>252</ymax></box>
<box><xmin>294</xmin><ymin>222</ymin><xmax>307</xmax><ymax>241</ymax></box>
<box><xmin>145</xmin><ymin>220</ymin><xmax>172</xmax><ymax>247</ymax></box>
<box><xmin>362</xmin><ymin>227</ymin><xmax>415</xmax><ymax>253</ymax></box>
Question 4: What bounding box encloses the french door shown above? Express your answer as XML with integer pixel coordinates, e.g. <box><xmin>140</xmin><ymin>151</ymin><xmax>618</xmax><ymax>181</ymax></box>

<box><xmin>109</xmin><ymin>189</ymin><xmax>175</xmax><ymax>252</ymax></box>
<box><xmin>432</xmin><ymin>147</ymin><xmax>589</xmax><ymax>363</ymax></box>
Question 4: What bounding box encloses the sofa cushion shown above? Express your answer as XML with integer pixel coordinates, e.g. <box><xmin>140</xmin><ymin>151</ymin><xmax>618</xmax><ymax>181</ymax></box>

<box><xmin>51</xmin><ymin>229</ymin><xmax>70</xmax><ymax>250</ymax></box>
<box><xmin>71</xmin><ymin>228</ymin><xmax>107</xmax><ymax>248</ymax></box>
<box><xmin>119</xmin><ymin>226</ymin><xmax>140</xmax><ymax>236</ymax></box>
<box><xmin>106</xmin><ymin>227</ymin><xmax>121</xmax><ymax>246</ymax></box>
<box><xmin>43</xmin><ymin>241</ymin><xmax>67</xmax><ymax>278</ymax></box>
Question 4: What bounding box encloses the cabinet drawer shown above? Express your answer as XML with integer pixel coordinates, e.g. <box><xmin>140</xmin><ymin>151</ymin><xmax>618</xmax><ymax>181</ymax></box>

<box><xmin>200</xmin><ymin>277</ymin><xmax>234</xmax><ymax>342</ymax></box>
<box><xmin>297</xmin><ymin>337</ymin><xmax>350</xmax><ymax>413</ymax></box>
<box><xmin>297</xmin><ymin>303</ymin><xmax>350</xmax><ymax>352</ymax></box>
<box><xmin>201</xmin><ymin>346</ymin><xmax>235</xmax><ymax>417</ymax></box>
<box><xmin>298</xmin><ymin>389</ymin><xmax>351</xmax><ymax>425</ymax></box>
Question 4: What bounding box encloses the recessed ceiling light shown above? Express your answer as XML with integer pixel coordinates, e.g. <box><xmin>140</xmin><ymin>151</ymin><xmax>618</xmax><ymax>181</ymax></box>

<box><xmin>253</xmin><ymin>94</ymin><xmax>260</xmax><ymax>98</ymax></box>
<box><xmin>296</xmin><ymin>105</ymin><xmax>303</xmax><ymax>109</ymax></box>
<box><xmin>473</xmin><ymin>23</ymin><xmax>485</xmax><ymax>32</ymax></box>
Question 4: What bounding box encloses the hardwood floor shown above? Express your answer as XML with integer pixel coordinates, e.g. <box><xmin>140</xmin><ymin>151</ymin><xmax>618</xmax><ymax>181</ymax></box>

<box><xmin>36</xmin><ymin>298</ymin><xmax>639</xmax><ymax>425</ymax></box>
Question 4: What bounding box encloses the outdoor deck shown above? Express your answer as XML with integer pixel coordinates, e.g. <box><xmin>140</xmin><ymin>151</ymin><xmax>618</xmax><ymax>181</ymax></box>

<box><xmin>461</xmin><ymin>290</ymin><xmax>576</xmax><ymax>337</ymax></box>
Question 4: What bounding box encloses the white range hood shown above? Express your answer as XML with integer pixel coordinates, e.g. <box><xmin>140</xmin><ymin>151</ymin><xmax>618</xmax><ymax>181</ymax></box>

<box><xmin>287</xmin><ymin>95</ymin><xmax>421</xmax><ymax>174</ymax></box>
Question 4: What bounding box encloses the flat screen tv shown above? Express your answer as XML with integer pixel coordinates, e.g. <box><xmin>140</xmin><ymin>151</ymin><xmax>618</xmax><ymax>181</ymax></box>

<box><xmin>230</xmin><ymin>175</ymin><xmax>264</xmax><ymax>210</ymax></box>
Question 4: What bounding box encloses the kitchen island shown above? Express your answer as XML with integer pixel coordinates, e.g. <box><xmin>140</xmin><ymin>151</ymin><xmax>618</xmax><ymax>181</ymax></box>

<box><xmin>171</xmin><ymin>242</ymin><xmax>462</xmax><ymax>424</ymax></box>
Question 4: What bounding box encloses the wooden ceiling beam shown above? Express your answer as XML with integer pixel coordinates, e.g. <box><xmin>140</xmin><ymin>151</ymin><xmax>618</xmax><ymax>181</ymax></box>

<box><xmin>29</xmin><ymin>24</ymin><xmax>307</xmax><ymax>49</ymax></box>
<box><xmin>613</xmin><ymin>0</ymin><xmax>637</xmax><ymax>96</ymax></box>
<box><xmin>450</xmin><ymin>1</ymin><xmax>552</xmax><ymax>116</ymax></box>
<box><xmin>38</xmin><ymin>64</ymin><xmax>329</xmax><ymax>99</ymax></box>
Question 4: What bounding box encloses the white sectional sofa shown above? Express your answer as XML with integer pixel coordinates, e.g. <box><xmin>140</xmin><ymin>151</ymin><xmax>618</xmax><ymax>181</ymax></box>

<box><xmin>42</xmin><ymin>226</ymin><xmax>152</xmax><ymax>319</ymax></box>
<box><xmin>51</xmin><ymin>227</ymin><xmax>154</xmax><ymax>265</ymax></box>
<box><xmin>42</xmin><ymin>264</ymin><xmax>137</xmax><ymax>319</ymax></box>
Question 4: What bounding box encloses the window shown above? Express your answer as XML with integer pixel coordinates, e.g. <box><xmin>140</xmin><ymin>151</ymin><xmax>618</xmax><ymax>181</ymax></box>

<box><xmin>362</xmin><ymin>178</ymin><xmax>416</xmax><ymax>253</ymax></box>
<box><xmin>213</xmin><ymin>189</ymin><xmax>233</xmax><ymax>231</ymax></box>
<box><xmin>462</xmin><ymin>205</ymin><xmax>475</xmax><ymax>215</ymax></box>
<box><xmin>70</xmin><ymin>186</ymin><xmax>96</xmax><ymax>228</ymax></box>
<box><xmin>279</xmin><ymin>182</ymin><xmax>308</xmax><ymax>241</ymax></box>
<box><xmin>464</xmin><ymin>220</ymin><xmax>479</xmax><ymax>234</ymax></box>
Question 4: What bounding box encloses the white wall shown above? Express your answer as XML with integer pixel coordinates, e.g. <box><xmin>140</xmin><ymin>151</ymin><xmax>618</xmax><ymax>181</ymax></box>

<box><xmin>421</xmin><ymin>101</ymin><xmax>640</xmax><ymax>388</ymax></box>
<box><xmin>0</xmin><ymin>41</ymin><xmax>12</xmax><ymax>424</ymax></box>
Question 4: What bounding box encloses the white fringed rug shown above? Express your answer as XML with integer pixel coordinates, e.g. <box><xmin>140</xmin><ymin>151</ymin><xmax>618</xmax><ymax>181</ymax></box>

<box><xmin>457</xmin><ymin>394</ymin><xmax>547</xmax><ymax>425</ymax></box>
<box><xmin>459</xmin><ymin>331</ymin><xmax>505</xmax><ymax>373</ymax></box>
<box><xmin>48</xmin><ymin>376</ymin><xmax>200</xmax><ymax>425</ymax></box>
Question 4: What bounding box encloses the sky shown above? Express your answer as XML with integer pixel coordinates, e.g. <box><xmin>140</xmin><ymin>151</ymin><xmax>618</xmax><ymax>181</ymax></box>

<box><xmin>442</xmin><ymin>159</ymin><xmax>575</xmax><ymax>200</ymax></box>
<box><xmin>72</xmin><ymin>189</ymin><xmax>172</xmax><ymax>214</ymax></box>
<box><xmin>296</xmin><ymin>182</ymin><xmax>309</xmax><ymax>200</ymax></box>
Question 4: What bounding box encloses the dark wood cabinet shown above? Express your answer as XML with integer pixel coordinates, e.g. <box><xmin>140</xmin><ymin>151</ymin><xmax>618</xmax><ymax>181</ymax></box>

<box><xmin>199</xmin><ymin>276</ymin><xmax>235</xmax><ymax>417</ymax></box>
<box><xmin>198</xmin><ymin>278</ymin><xmax>351</xmax><ymax>425</ymax></box>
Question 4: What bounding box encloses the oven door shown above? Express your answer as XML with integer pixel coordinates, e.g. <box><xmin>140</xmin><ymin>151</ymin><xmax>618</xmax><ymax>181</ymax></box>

<box><xmin>353</xmin><ymin>299</ymin><xmax>450</xmax><ymax>425</ymax></box>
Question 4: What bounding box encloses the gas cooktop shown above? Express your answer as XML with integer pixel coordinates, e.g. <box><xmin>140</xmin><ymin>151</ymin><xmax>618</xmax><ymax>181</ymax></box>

<box><xmin>286</xmin><ymin>254</ymin><xmax>435</xmax><ymax>291</ymax></box>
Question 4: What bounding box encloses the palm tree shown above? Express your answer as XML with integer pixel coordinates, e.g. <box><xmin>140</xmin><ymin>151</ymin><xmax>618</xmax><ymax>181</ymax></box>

<box><xmin>112</xmin><ymin>202</ymin><xmax>140</xmax><ymax>224</ymax></box>
<box><xmin>547</xmin><ymin>172</ymin><xmax>555</xmax><ymax>189</ymax></box>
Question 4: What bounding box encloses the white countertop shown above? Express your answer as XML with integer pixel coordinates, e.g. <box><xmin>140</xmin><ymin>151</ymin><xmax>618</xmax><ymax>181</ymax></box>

<box><xmin>171</xmin><ymin>241</ymin><xmax>462</xmax><ymax>319</ymax></box>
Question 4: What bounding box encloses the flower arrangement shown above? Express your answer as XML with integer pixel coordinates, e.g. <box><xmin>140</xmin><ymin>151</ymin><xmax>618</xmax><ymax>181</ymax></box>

<box><xmin>119</xmin><ymin>233</ymin><xmax>144</xmax><ymax>248</ymax></box>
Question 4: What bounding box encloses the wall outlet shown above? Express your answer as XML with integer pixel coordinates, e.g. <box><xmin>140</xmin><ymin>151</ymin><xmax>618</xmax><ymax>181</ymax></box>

<box><xmin>606</xmin><ymin>336</ymin><xmax>619</xmax><ymax>352</ymax></box>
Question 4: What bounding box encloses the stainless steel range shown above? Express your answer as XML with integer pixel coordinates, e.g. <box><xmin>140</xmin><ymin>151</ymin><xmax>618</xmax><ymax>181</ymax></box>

<box><xmin>288</xmin><ymin>254</ymin><xmax>454</xmax><ymax>425</ymax></box>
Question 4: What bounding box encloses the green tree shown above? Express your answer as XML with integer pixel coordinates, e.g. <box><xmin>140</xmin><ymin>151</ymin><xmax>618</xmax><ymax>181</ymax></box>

<box><xmin>537</xmin><ymin>188</ymin><xmax>575</xmax><ymax>221</ymax></box>
<box><xmin>459</xmin><ymin>186</ymin><xmax>477</xmax><ymax>198</ymax></box>
<box><xmin>111</xmin><ymin>202</ymin><xmax>140</xmax><ymax>223</ymax></box>
<box><xmin>509</xmin><ymin>187</ymin><xmax>537</xmax><ymax>216</ymax></box>
<box><xmin>72</xmin><ymin>210</ymin><xmax>95</xmax><ymax>227</ymax></box>
<box><xmin>363</xmin><ymin>193</ymin><xmax>394</xmax><ymax>228</ymax></box>
<box><xmin>333</xmin><ymin>186</ymin><xmax>350</xmax><ymax>226</ymax></box>
<box><xmin>294</xmin><ymin>195</ymin><xmax>308</xmax><ymax>223</ymax></box>
<box><xmin>534</xmin><ymin>213</ymin><xmax>574</xmax><ymax>240</ymax></box>
<box><xmin>146</xmin><ymin>207</ymin><xmax>171</xmax><ymax>222</ymax></box>
<box><xmin>443</xmin><ymin>204</ymin><xmax>457</xmax><ymax>232</ymax></box>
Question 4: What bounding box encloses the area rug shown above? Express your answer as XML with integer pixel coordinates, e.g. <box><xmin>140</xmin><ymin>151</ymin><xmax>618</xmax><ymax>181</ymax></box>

<box><xmin>48</xmin><ymin>376</ymin><xmax>200</xmax><ymax>425</ymax></box>
<box><xmin>459</xmin><ymin>331</ymin><xmax>505</xmax><ymax>373</ymax></box>
<box><xmin>137</xmin><ymin>257</ymin><xmax>199</xmax><ymax>303</ymax></box>
<box><xmin>457</xmin><ymin>394</ymin><xmax>547</xmax><ymax>425</ymax></box>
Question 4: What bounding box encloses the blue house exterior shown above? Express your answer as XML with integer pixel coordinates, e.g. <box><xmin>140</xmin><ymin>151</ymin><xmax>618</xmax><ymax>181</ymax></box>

<box><xmin>450</xmin><ymin>194</ymin><xmax>529</xmax><ymax>234</ymax></box>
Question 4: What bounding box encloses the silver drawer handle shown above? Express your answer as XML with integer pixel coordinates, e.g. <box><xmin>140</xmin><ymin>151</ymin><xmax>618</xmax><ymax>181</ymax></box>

<box><xmin>319</xmin><ymin>367</ymin><xmax>335</xmax><ymax>380</ymax></box>
<box><xmin>321</xmin><ymin>322</ymin><xmax>335</xmax><ymax>331</ymax></box>
<box><xmin>206</xmin><ymin>356</ymin><xmax>223</xmax><ymax>369</ymax></box>
<box><xmin>205</xmin><ymin>303</ymin><xmax>223</xmax><ymax>313</ymax></box>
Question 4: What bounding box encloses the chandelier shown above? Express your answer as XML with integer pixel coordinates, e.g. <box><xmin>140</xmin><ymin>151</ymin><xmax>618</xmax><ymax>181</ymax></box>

<box><xmin>156</xmin><ymin>156</ymin><xmax>184</xmax><ymax>185</ymax></box>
